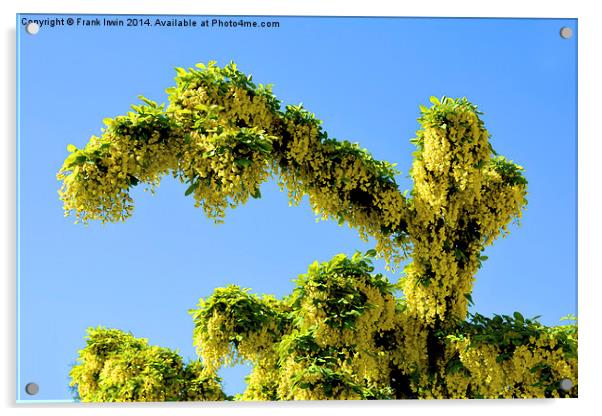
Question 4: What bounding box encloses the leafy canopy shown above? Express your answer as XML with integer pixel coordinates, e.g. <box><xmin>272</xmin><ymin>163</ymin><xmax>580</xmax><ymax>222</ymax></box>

<box><xmin>62</xmin><ymin>62</ymin><xmax>576</xmax><ymax>401</ymax></box>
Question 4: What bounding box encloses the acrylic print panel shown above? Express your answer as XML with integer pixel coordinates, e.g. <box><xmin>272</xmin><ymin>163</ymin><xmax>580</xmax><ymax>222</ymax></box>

<box><xmin>16</xmin><ymin>14</ymin><xmax>577</xmax><ymax>402</ymax></box>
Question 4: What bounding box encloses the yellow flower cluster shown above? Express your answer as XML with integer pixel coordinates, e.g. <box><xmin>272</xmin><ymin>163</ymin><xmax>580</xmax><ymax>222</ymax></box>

<box><xmin>239</xmin><ymin>357</ymin><xmax>280</xmax><ymax>401</ymax></box>
<box><xmin>69</xmin><ymin>327</ymin><xmax>224</xmax><ymax>402</ymax></box>
<box><xmin>58</xmin><ymin>62</ymin><xmax>409</xmax><ymax>264</ymax></box>
<box><xmin>438</xmin><ymin>328</ymin><xmax>578</xmax><ymax>399</ymax></box>
<box><xmin>190</xmin><ymin>285</ymin><xmax>287</xmax><ymax>375</ymax></box>
<box><xmin>401</xmin><ymin>98</ymin><xmax>528</xmax><ymax>326</ymax></box>
<box><xmin>188</xmin><ymin>254</ymin><xmax>577</xmax><ymax>401</ymax></box>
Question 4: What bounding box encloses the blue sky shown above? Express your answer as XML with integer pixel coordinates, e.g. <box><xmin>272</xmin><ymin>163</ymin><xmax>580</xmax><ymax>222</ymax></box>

<box><xmin>17</xmin><ymin>15</ymin><xmax>577</xmax><ymax>402</ymax></box>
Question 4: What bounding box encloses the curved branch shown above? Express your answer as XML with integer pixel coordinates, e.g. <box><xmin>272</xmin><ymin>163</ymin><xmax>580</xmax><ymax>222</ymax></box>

<box><xmin>57</xmin><ymin>62</ymin><xmax>410</xmax><ymax>263</ymax></box>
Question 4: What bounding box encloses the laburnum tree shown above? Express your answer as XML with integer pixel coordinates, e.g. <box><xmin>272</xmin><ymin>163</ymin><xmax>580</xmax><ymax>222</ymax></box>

<box><xmin>60</xmin><ymin>62</ymin><xmax>577</xmax><ymax>401</ymax></box>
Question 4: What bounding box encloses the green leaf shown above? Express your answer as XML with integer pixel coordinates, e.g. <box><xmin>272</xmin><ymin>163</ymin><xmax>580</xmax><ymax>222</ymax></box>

<box><xmin>251</xmin><ymin>188</ymin><xmax>262</xmax><ymax>199</ymax></box>
<box><xmin>234</xmin><ymin>158</ymin><xmax>252</xmax><ymax>168</ymax></box>
<box><xmin>66</xmin><ymin>144</ymin><xmax>77</xmax><ymax>153</ymax></box>
<box><xmin>102</xmin><ymin>118</ymin><xmax>113</xmax><ymax>126</ymax></box>
<box><xmin>127</xmin><ymin>175</ymin><xmax>139</xmax><ymax>186</ymax></box>
<box><xmin>429</xmin><ymin>96</ymin><xmax>441</xmax><ymax>105</ymax></box>
<box><xmin>365</xmin><ymin>249</ymin><xmax>377</xmax><ymax>258</ymax></box>
<box><xmin>64</xmin><ymin>153</ymin><xmax>77</xmax><ymax>167</ymax></box>
<box><xmin>454</xmin><ymin>248</ymin><xmax>466</xmax><ymax>261</ymax></box>
<box><xmin>138</xmin><ymin>95</ymin><xmax>157</xmax><ymax>107</ymax></box>
<box><xmin>464</xmin><ymin>293</ymin><xmax>474</xmax><ymax>307</ymax></box>
<box><xmin>73</xmin><ymin>155</ymin><xmax>88</xmax><ymax>165</ymax></box>
<box><xmin>185</xmin><ymin>181</ymin><xmax>198</xmax><ymax>196</ymax></box>
<box><xmin>257</xmin><ymin>141</ymin><xmax>273</xmax><ymax>153</ymax></box>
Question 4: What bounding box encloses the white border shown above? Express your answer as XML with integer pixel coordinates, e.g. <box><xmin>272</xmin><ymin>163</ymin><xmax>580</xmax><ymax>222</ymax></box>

<box><xmin>2</xmin><ymin>1</ymin><xmax>601</xmax><ymax>415</ymax></box>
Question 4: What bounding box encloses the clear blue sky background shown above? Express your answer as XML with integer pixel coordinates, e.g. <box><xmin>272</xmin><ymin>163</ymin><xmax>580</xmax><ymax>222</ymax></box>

<box><xmin>17</xmin><ymin>15</ymin><xmax>577</xmax><ymax>402</ymax></box>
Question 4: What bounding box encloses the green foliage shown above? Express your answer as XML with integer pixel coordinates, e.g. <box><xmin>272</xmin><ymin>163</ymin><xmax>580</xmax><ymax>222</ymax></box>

<box><xmin>288</xmin><ymin>253</ymin><xmax>394</xmax><ymax>330</ymax></box>
<box><xmin>69</xmin><ymin>327</ymin><xmax>225</xmax><ymax>402</ymax></box>
<box><xmin>490</xmin><ymin>155</ymin><xmax>528</xmax><ymax>186</ymax></box>
<box><xmin>411</xmin><ymin>96</ymin><xmax>485</xmax><ymax>154</ymax></box>
<box><xmin>191</xmin><ymin>285</ymin><xmax>288</xmax><ymax>348</ymax></box>
<box><xmin>446</xmin><ymin>312</ymin><xmax>577</xmax><ymax>362</ymax></box>
<box><xmin>440</xmin><ymin>313</ymin><xmax>577</xmax><ymax>397</ymax></box>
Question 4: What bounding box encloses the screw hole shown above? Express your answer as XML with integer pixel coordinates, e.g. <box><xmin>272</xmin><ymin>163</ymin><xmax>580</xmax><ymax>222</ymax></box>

<box><xmin>25</xmin><ymin>22</ymin><xmax>40</xmax><ymax>35</ymax></box>
<box><xmin>559</xmin><ymin>378</ymin><xmax>573</xmax><ymax>391</ymax></box>
<box><xmin>559</xmin><ymin>27</ymin><xmax>573</xmax><ymax>39</ymax></box>
<box><xmin>25</xmin><ymin>382</ymin><xmax>39</xmax><ymax>395</ymax></box>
